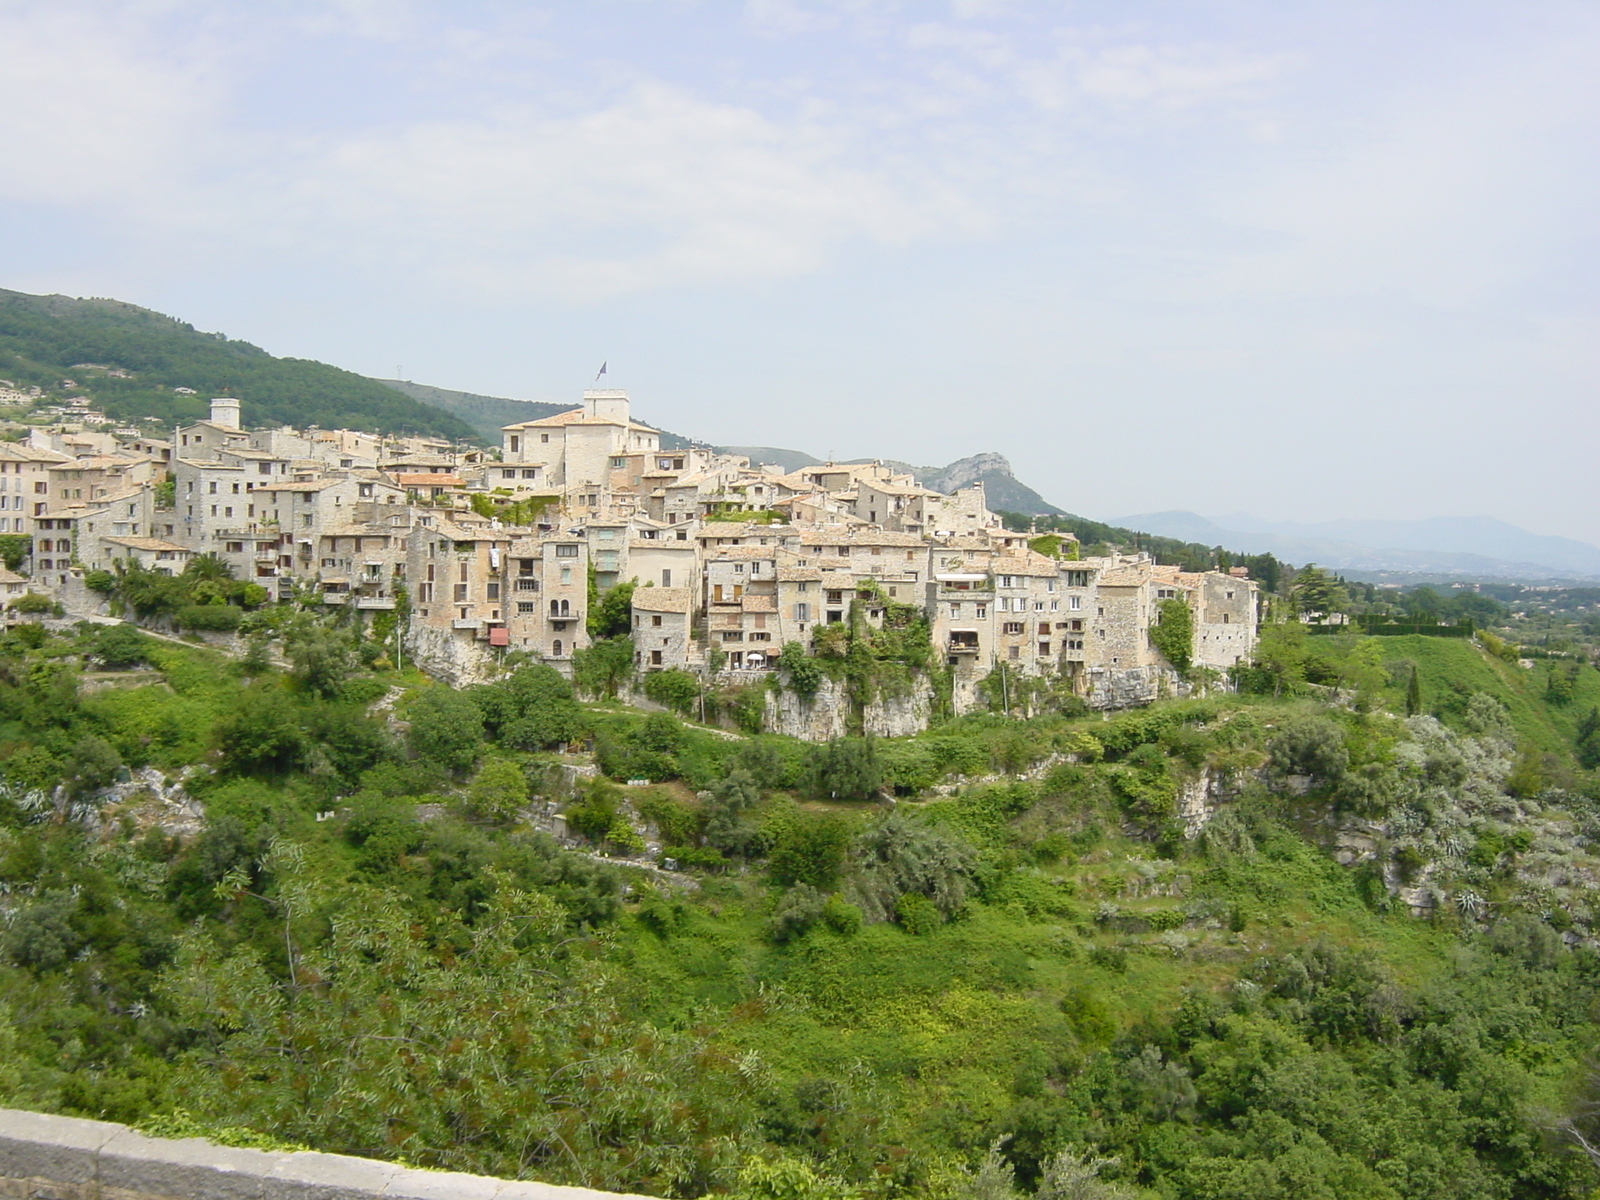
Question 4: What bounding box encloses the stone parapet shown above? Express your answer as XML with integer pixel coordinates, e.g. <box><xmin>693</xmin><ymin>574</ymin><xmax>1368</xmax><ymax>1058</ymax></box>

<box><xmin>0</xmin><ymin>1108</ymin><xmax>648</xmax><ymax>1200</ymax></box>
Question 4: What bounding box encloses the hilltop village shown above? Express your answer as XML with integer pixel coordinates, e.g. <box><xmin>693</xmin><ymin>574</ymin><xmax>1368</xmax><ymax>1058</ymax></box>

<box><xmin>6</xmin><ymin>389</ymin><xmax>1257</xmax><ymax>721</ymax></box>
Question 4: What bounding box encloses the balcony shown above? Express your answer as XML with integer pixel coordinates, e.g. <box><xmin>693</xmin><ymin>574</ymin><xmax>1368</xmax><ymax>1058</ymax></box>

<box><xmin>452</xmin><ymin>618</ymin><xmax>482</xmax><ymax>630</ymax></box>
<box><xmin>355</xmin><ymin>597</ymin><xmax>395</xmax><ymax>610</ymax></box>
<box><xmin>322</xmin><ymin>593</ymin><xmax>349</xmax><ymax>605</ymax></box>
<box><xmin>947</xmin><ymin>633</ymin><xmax>981</xmax><ymax>654</ymax></box>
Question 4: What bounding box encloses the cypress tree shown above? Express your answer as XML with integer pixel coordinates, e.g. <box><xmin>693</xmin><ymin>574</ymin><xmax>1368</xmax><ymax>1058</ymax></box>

<box><xmin>1405</xmin><ymin>666</ymin><xmax>1422</xmax><ymax>716</ymax></box>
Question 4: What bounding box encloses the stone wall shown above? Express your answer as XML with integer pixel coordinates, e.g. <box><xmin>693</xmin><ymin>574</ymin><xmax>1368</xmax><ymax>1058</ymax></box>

<box><xmin>0</xmin><ymin>1107</ymin><xmax>647</xmax><ymax>1200</ymax></box>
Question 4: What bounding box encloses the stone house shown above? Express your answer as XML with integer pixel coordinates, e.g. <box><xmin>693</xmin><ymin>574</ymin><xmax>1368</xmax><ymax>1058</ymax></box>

<box><xmin>500</xmin><ymin>390</ymin><xmax>661</xmax><ymax>487</ymax></box>
<box><xmin>631</xmin><ymin>587</ymin><xmax>696</xmax><ymax>670</ymax></box>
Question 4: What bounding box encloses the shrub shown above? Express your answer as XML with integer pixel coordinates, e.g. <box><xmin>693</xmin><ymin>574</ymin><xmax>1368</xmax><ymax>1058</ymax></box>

<box><xmin>177</xmin><ymin>604</ymin><xmax>243</xmax><ymax>632</ymax></box>
<box><xmin>895</xmin><ymin>891</ymin><xmax>941</xmax><ymax>935</ymax></box>
<box><xmin>821</xmin><ymin>894</ymin><xmax>862</xmax><ymax>935</ymax></box>
<box><xmin>12</xmin><ymin>592</ymin><xmax>56</xmax><ymax>615</ymax></box>
<box><xmin>642</xmin><ymin>668</ymin><xmax>701</xmax><ymax>716</ymax></box>
<box><xmin>465</xmin><ymin>758</ymin><xmax>528</xmax><ymax>821</ymax></box>
<box><xmin>91</xmin><ymin>623</ymin><xmax>150</xmax><ymax>670</ymax></box>
<box><xmin>771</xmin><ymin>884</ymin><xmax>826</xmax><ymax>943</ymax></box>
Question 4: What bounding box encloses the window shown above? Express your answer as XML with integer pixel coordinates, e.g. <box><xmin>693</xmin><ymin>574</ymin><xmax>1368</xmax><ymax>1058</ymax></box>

<box><xmin>1008</xmin><ymin>645</ymin><xmax>1020</xmax><ymax>659</ymax></box>
<box><xmin>1039</xmin><ymin>623</ymin><xmax>1050</xmax><ymax>636</ymax></box>
<box><xmin>1223</xmin><ymin>613</ymin><xmax>1231</xmax><ymax>623</ymax></box>
<box><xmin>1003</xmin><ymin>622</ymin><xmax>1024</xmax><ymax>634</ymax></box>
<box><xmin>509</xmin><ymin>436</ymin><xmax>520</xmax><ymax>453</ymax></box>
<box><xmin>541</xmin><ymin>434</ymin><xmax>550</xmax><ymax>443</ymax></box>
<box><xmin>502</xmin><ymin>469</ymin><xmax>516</xmax><ymax>479</ymax></box>
<box><xmin>454</xmin><ymin>584</ymin><xmax>468</xmax><ymax>601</ymax></box>
<box><xmin>976</xmin><ymin>605</ymin><xmax>987</xmax><ymax>618</ymax></box>
<box><xmin>650</xmin><ymin>650</ymin><xmax>663</xmax><ymax>665</ymax></box>
<box><xmin>522</xmin><ymin>469</ymin><xmax>538</xmax><ymax>479</ymax></box>
<box><xmin>722</xmin><ymin>631</ymin><xmax>743</xmax><ymax>642</ymax></box>
<box><xmin>555</xmin><ymin>544</ymin><xmax>578</xmax><ymax>558</ymax></box>
<box><xmin>1066</xmin><ymin>571</ymin><xmax>1090</xmax><ymax>588</ymax></box>
<box><xmin>208</xmin><ymin>482</ymin><xmax>218</xmax><ymax>494</ymax></box>
<box><xmin>661</xmin><ymin>569</ymin><xmax>672</xmax><ymax>586</ymax></box>
<box><xmin>999</xmin><ymin>575</ymin><xmax>1015</xmax><ymax>588</ymax></box>
<box><xmin>518</xmin><ymin>601</ymin><xmax>535</xmax><ymax>613</ymax></box>
<box><xmin>950</xmin><ymin>603</ymin><xmax>962</xmax><ymax>618</ymax></box>
<box><xmin>794</xmin><ymin>602</ymin><xmax>810</xmax><ymax>622</ymax></box>
<box><xmin>734</xmin><ymin>563</ymin><xmax>744</xmax><ymax>573</ymax></box>
<box><xmin>1038</xmin><ymin>642</ymin><xmax>1051</xmax><ymax>656</ymax></box>
<box><xmin>1069</xmin><ymin>595</ymin><xmax>1082</xmax><ymax>610</ymax></box>
<box><xmin>486</xmin><ymin>583</ymin><xmax>500</xmax><ymax>600</ymax></box>
<box><xmin>231</xmin><ymin>483</ymin><xmax>240</xmax><ymax>494</ymax></box>
<box><xmin>552</xmin><ymin>639</ymin><xmax>562</xmax><ymax>655</ymax></box>
<box><xmin>611</xmin><ymin>457</ymin><xmax>626</xmax><ymax>468</ymax></box>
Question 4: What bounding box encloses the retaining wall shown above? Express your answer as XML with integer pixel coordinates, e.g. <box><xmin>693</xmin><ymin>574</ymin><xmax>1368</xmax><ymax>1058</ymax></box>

<box><xmin>0</xmin><ymin>1108</ymin><xmax>646</xmax><ymax>1200</ymax></box>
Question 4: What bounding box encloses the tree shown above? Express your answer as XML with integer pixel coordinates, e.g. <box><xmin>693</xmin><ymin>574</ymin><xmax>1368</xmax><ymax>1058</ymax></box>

<box><xmin>283</xmin><ymin>620</ymin><xmax>359</xmax><ymax>699</ymax></box>
<box><xmin>587</xmin><ymin>579</ymin><xmax>636</xmax><ymax>640</ymax></box>
<box><xmin>1149</xmin><ymin>597</ymin><xmax>1193</xmax><ymax>675</ymax></box>
<box><xmin>62</xmin><ymin>734</ymin><xmax>122</xmax><ymax>797</ymax></box>
<box><xmin>1577</xmin><ymin>707</ymin><xmax>1600</xmax><ymax>770</ymax></box>
<box><xmin>769</xmin><ymin>812</ymin><xmax>853</xmax><ymax>890</ymax></box>
<box><xmin>805</xmin><ymin>737</ymin><xmax>882</xmax><ymax>802</ymax></box>
<box><xmin>91</xmin><ymin>623</ymin><xmax>150</xmax><ymax>670</ymax></box>
<box><xmin>846</xmin><ymin>814</ymin><xmax>977</xmax><ymax>924</ymax></box>
<box><xmin>465</xmin><ymin>758</ymin><xmax>528</xmax><ymax>821</ymax></box>
<box><xmin>474</xmin><ymin>665</ymin><xmax>588</xmax><ymax>750</ymax></box>
<box><xmin>573</xmin><ymin>636</ymin><xmax>634</xmax><ymax>699</ymax></box>
<box><xmin>1405</xmin><ymin>664</ymin><xmax>1423</xmax><ymax>716</ymax></box>
<box><xmin>1253</xmin><ymin>620</ymin><xmax>1309</xmax><ymax>697</ymax></box>
<box><xmin>408</xmin><ymin>686</ymin><xmax>484</xmax><ymax>776</ymax></box>
<box><xmin>215</xmin><ymin>684</ymin><xmax>307</xmax><ymax>776</ymax></box>
<box><xmin>1290</xmin><ymin>565</ymin><xmax>1348</xmax><ymax>618</ymax></box>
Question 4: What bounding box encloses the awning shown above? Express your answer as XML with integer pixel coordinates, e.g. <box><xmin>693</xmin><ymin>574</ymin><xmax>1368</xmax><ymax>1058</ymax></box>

<box><xmin>488</xmin><ymin>627</ymin><xmax>510</xmax><ymax>646</ymax></box>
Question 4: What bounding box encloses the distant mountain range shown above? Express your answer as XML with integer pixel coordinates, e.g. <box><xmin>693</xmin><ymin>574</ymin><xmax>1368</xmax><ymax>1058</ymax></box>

<box><xmin>1107</xmin><ymin>511</ymin><xmax>1600</xmax><ymax>583</ymax></box>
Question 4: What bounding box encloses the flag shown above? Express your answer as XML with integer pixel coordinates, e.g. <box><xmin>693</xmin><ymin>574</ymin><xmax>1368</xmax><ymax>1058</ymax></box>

<box><xmin>595</xmin><ymin>361</ymin><xmax>607</xmax><ymax>381</ymax></box>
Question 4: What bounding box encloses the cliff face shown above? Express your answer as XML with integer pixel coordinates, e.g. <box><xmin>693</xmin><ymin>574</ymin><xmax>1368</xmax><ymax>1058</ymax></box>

<box><xmin>917</xmin><ymin>453</ymin><xmax>1063</xmax><ymax>516</ymax></box>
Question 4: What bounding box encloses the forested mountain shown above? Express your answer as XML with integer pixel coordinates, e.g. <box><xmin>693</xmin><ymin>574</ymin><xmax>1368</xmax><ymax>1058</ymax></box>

<box><xmin>0</xmin><ymin>290</ymin><xmax>477</xmax><ymax>440</ymax></box>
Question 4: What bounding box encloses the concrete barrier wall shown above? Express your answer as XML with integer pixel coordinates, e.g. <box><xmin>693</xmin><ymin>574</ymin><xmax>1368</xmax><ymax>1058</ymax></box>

<box><xmin>0</xmin><ymin>1108</ymin><xmax>650</xmax><ymax>1200</ymax></box>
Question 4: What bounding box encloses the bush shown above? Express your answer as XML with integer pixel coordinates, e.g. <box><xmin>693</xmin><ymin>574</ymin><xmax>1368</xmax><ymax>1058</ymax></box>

<box><xmin>770</xmin><ymin>884</ymin><xmax>826</xmax><ymax>942</ymax></box>
<box><xmin>177</xmin><ymin>604</ymin><xmax>243</xmax><ymax>632</ymax></box>
<box><xmin>12</xmin><ymin>592</ymin><xmax>56</xmax><ymax>615</ymax></box>
<box><xmin>91</xmin><ymin>623</ymin><xmax>150</xmax><ymax>670</ymax></box>
<box><xmin>895</xmin><ymin>891</ymin><xmax>941</xmax><ymax>935</ymax></box>
<box><xmin>821</xmin><ymin>894</ymin><xmax>862</xmax><ymax>935</ymax></box>
<box><xmin>641</xmin><ymin>668</ymin><xmax>701</xmax><ymax>716</ymax></box>
<box><xmin>465</xmin><ymin>758</ymin><xmax>528</xmax><ymax>821</ymax></box>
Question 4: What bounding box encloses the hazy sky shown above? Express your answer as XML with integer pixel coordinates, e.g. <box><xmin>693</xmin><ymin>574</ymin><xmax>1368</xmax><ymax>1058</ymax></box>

<box><xmin>3</xmin><ymin>1</ymin><xmax>1597</xmax><ymax>543</ymax></box>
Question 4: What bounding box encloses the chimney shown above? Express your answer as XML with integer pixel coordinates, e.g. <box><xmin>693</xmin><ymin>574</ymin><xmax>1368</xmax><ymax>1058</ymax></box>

<box><xmin>209</xmin><ymin>397</ymin><xmax>241</xmax><ymax>429</ymax></box>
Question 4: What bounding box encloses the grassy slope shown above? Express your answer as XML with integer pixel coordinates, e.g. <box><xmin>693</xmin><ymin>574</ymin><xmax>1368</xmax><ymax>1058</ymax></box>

<box><xmin>1376</xmin><ymin>635</ymin><xmax>1600</xmax><ymax>753</ymax></box>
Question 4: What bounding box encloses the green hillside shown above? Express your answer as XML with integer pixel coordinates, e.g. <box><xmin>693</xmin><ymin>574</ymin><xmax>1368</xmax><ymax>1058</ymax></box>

<box><xmin>2</xmin><ymin>606</ymin><xmax>1600</xmax><ymax>1197</ymax></box>
<box><xmin>1376</xmin><ymin>634</ymin><xmax>1600</xmax><ymax>754</ymax></box>
<box><xmin>0</xmin><ymin>289</ymin><xmax>478</xmax><ymax>440</ymax></box>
